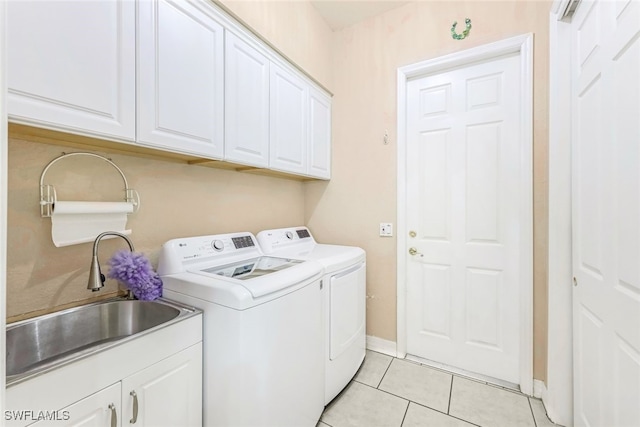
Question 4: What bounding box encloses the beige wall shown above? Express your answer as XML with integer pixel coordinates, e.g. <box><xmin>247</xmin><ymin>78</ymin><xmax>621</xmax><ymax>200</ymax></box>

<box><xmin>305</xmin><ymin>1</ymin><xmax>550</xmax><ymax>381</ymax></box>
<box><xmin>5</xmin><ymin>0</ymin><xmax>551</xmax><ymax>381</ymax></box>
<box><xmin>6</xmin><ymin>136</ymin><xmax>307</xmax><ymax>319</ymax></box>
<box><xmin>217</xmin><ymin>0</ymin><xmax>334</xmax><ymax>89</ymax></box>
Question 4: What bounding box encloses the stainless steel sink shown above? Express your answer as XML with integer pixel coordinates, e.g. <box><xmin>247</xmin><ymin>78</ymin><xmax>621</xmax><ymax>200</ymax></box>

<box><xmin>6</xmin><ymin>298</ymin><xmax>199</xmax><ymax>385</ymax></box>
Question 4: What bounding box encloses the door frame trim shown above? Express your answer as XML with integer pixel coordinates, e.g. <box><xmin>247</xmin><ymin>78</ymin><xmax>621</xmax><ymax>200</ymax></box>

<box><xmin>396</xmin><ymin>33</ymin><xmax>534</xmax><ymax>395</ymax></box>
<box><xmin>545</xmin><ymin>2</ymin><xmax>574</xmax><ymax>425</ymax></box>
<box><xmin>1</xmin><ymin>0</ymin><xmax>7</xmax><ymax>412</ymax></box>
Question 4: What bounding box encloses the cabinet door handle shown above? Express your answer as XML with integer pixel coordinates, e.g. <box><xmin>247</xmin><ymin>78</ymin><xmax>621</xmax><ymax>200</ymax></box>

<box><xmin>108</xmin><ymin>403</ymin><xmax>117</xmax><ymax>427</ymax></box>
<box><xmin>130</xmin><ymin>391</ymin><xmax>139</xmax><ymax>424</ymax></box>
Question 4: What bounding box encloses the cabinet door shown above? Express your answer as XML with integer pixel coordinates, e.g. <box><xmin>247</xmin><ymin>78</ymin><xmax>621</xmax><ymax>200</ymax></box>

<box><xmin>308</xmin><ymin>88</ymin><xmax>332</xmax><ymax>179</ymax></box>
<box><xmin>30</xmin><ymin>383</ymin><xmax>121</xmax><ymax>427</ymax></box>
<box><xmin>137</xmin><ymin>0</ymin><xmax>224</xmax><ymax>158</ymax></box>
<box><xmin>122</xmin><ymin>343</ymin><xmax>202</xmax><ymax>427</ymax></box>
<box><xmin>225</xmin><ymin>32</ymin><xmax>270</xmax><ymax>167</ymax></box>
<box><xmin>7</xmin><ymin>0</ymin><xmax>135</xmax><ymax>141</ymax></box>
<box><xmin>270</xmin><ymin>62</ymin><xmax>308</xmax><ymax>175</ymax></box>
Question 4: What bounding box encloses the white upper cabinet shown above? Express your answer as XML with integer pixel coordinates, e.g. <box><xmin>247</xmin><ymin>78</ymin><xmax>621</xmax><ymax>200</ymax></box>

<box><xmin>7</xmin><ymin>0</ymin><xmax>136</xmax><ymax>141</ymax></box>
<box><xmin>224</xmin><ymin>31</ymin><xmax>270</xmax><ymax>167</ymax></box>
<box><xmin>269</xmin><ymin>61</ymin><xmax>332</xmax><ymax>179</ymax></box>
<box><xmin>270</xmin><ymin>62</ymin><xmax>308</xmax><ymax>176</ymax></box>
<box><xmin>7</xmin><ymin>0</ymin><xmax>331</xmax><ymax>179</ymax></box>
<box><xmin>308</xmin><ymin>87</ymin><xmax>332</xmax><ymax>179</ymax></box>
<box><xmin>137</xmin><ymin>0</ymin><xmax>224</xmax><ymax>158</ymax></box>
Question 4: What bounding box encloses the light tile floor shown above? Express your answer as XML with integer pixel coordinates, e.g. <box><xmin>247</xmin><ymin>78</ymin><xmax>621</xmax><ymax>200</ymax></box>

<box><xmin>319</xmin><ymin>351</ymin><xmax>560</xmax><ymax>427</ymax></box>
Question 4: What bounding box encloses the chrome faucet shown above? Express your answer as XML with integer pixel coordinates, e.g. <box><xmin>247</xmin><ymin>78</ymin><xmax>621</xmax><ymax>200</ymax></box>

<box><xmin>88</xmin><ymin>231</ymin><xmax>135</xmax><ymax>292</ymax></box>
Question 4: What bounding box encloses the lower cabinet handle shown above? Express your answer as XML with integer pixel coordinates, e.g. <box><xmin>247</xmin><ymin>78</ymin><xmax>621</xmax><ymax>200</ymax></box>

<box><xmin>130</xmin><ymin>391</ymin><xmax>139</xmax><ymax>424</ymax></box>
<box><xmin>108</xmin><ymin>403</ymin><xmax>117</xmax><ymax>427</ymax></box>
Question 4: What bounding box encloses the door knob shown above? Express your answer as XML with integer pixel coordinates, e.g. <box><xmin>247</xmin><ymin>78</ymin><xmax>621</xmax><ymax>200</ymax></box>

<box><xmin>408</xmin><ymin>247</ymin><xmax>423</xmax><ymax>257</ymax></box>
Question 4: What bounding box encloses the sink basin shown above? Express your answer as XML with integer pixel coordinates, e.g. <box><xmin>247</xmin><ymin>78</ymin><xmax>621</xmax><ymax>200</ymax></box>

<box><xmin>6</xmin><ymin>298</ymin><xmax>198</xmax><ymax>385</ymax></box>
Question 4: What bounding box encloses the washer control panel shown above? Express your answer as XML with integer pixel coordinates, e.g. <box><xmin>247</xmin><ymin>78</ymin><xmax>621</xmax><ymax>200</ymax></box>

<box><xmin>158</xmin><ymin>232</ymin><xmax>263</xmax><ymax>275</ymax></box>
<box><xmin>169</xmin><ymin>233</ymin><xmax>258</xmax><ymax>261</ymax></box>
<box><xmin>232</xmin><ymin>235</ymin><xmax>255</xmax><ymax>249</ymax></box>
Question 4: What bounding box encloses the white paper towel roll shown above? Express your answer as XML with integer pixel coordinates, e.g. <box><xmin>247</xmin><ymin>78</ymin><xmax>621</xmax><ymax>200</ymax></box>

<box><xmin>51</xmin><ymin>201</ymin><xmax>134</xmax><ymax>247</ymax></box>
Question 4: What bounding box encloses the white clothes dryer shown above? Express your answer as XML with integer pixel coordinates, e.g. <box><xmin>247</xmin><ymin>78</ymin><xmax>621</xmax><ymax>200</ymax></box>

<box><xmin>257</xmin><ymin>227</ymin><xmax>366</xmax><ymax>404</ymax></box>
<box><xmin>157</xmin><ymin>232</ymin><xmax>325</xmax><ymax>427</ymax></box>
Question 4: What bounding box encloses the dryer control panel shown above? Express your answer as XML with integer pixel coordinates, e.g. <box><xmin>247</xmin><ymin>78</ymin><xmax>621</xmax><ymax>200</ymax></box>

<box><xmin>256</xmin><ymin>227</ymin><xmax>316</xmax><ymax>254</ymax></box>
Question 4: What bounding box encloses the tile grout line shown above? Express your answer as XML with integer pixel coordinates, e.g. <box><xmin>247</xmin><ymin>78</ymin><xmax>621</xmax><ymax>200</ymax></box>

<box><xmin>447</xmin><ymin>375</ymin><xmax>454</xmax><ymax>414</ymax></box>
<box><xmin>407</xmin><ymin>354</ymin><xmax>521</xmax><ymax>393</ymax></box>
<box><xmin>410</xmin><ymin>356</ymin><xmax>525</xmax><ymax>396</ymax></box>
<box><xmin>357</xmin><ymin>378</ymin><xmax>479</xmax><ymax>426</ymax></box>
<box><xmin>379</xmin><ymin>358</ymin><xmax>480</xmax><ymax>425</ymax></box>
<box><xmin>407</xmin><ymin>400</ymin><xmax>482</xmax><ymax>426</ymax></box>
<box><xmin>351</xmin><ymin>376</ymin><xmax>498</xmax><ymax>427</ymax></box>
<box><xmin>399</xmin><ymin>400</ymin><xmax>410</xmax><ymax>427</ymax></box>
<box><xmin>351</xmin><ymin>355</ymin><xmax>537</xmax><ymax>427</ymax></box>
<box><xmin>528</xmin><ymin>397</ymin><xmax>539</xmax><ymax>427</ymax></box>
<box><xmin>351</xmin><ymin>380</ymin><xmax>414</xmax><ymax>425</ymax></box>
<box><xmin>376</xmin><ymin>357</ymin><xmax>395</xmax><ymax>389</ymax></box>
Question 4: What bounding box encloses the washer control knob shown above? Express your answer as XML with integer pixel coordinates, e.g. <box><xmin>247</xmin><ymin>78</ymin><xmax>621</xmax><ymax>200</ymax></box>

<box><xmin>285</xmin><ymin>231</ymin><xmax>294</xmax><ymax>240</ymax></box>
<box><xmin>212</xmin><ymin>240</ymin><xmax>224</xmax><ymax>251</ymax></box>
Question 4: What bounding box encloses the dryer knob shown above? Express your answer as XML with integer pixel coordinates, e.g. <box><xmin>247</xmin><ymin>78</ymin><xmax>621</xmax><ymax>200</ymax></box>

<box><xmin>212</xmin><ymin>240</ymin><xmax>224</xmax><ymax>251</ymax></box>
<box><xmin>285</xmin><ymin>231</ymin><xmax>294</xmax><ymax>240</ymax></box>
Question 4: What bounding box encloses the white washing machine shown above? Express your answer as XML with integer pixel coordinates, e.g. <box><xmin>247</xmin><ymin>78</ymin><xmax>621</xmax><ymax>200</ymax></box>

<box><xmin>157</xmin><ymin>232</ymin><xmax>325</xmax><ymax>427</ymax></box>
<box><xmin>257</xmin><ymin>226</ymin><xmax>366</xmax><ymax>404</ymax></box>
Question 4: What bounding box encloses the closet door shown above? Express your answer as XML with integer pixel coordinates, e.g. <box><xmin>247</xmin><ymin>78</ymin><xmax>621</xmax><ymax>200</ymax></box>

<box><xmin>571</xmin><ymin>1</ymin><xmax>640</xmax><ymax>425</ymax></box>
<box><xmin>137</xmin><ymin>0</ymin><xmax>224</xmax><ymax>158</ymax></box>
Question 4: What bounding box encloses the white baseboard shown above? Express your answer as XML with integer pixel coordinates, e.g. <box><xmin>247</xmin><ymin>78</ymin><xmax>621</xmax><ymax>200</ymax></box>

<box><xmin>534</xmin><ymin>380</ymin><xmax>569</xmax><ymax>426</ymax></box>
<box><xmin>534</xmin><ymin>379</ymin><xmax>548</xmax><ymax>400</ymax></box>
<box><xmin>366</xmin><ymin>335</ymin><xmax>397</xmax><ymax>357</ymax></box>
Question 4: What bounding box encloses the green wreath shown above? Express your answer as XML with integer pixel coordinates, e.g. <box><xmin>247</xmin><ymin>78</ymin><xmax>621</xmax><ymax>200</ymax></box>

<box><xmin>451</xmin><ymin>18</ymin><xmax>472</xmax><ymax>40</ymax></box>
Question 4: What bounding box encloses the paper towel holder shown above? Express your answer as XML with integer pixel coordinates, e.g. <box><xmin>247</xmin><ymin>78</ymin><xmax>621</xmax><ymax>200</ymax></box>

<box><xmin>39</xmin><ymin>152</ymin><xmax>140</xmax><ymax>218</ymax></box>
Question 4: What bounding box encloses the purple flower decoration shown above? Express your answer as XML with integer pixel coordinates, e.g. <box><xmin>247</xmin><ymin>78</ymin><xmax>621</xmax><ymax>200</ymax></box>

<box><xmin>107</xmin><ymin>250</ymin><xmax>163</xmax><ymax>301</ymax></box>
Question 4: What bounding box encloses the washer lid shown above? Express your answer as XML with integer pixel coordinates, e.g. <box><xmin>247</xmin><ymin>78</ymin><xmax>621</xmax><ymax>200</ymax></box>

<box><xmin>201</xmin><ymin>256</ymin><xmax>304</xmax><ymax>280</ymax></box>
<box><xmin>188</xmin><ymin>257</ymin><xmax>322</xmax><ymax>298</ymax></box>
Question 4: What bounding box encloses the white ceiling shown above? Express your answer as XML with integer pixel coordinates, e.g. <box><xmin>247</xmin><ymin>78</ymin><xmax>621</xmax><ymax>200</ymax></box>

<box><xmin>310</xmin><ymin>1</ymin><xmax>410</xmax><ymax>31</ymax></box>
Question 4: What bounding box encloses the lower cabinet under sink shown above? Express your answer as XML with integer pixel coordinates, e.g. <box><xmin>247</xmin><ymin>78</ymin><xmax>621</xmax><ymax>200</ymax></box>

<box><xmin>5</xmin><ymin>300</ymin><xmax>203</xmax><ymax>427</ymax></box>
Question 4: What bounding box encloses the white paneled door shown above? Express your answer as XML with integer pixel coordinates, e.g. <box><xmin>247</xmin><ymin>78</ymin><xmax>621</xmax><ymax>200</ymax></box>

<box><xmin>405</xmin><ymin>53</ymin><xmax>524</xmax><ymax>384</ymax></box>
<box><xmin>571</xmin><ymin>0</ymin><xmax>640</xmax><ymax>426</ymax></box>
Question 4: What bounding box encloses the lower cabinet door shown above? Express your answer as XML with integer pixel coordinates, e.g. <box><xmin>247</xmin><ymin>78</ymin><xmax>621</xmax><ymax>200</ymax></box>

<box><xmin>30</xmin><ymin>383</ymin><xmax>121</xmax><ymax>427</ymax></box>
<box><xmin>121</xmin><ymin>343</ymin><xmax>203</xmax><ymax>427</ymax></box>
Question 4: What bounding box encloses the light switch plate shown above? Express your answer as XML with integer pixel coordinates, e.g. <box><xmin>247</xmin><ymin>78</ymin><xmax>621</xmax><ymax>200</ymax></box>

<box><xmin>379</xmin><ymin>223</ymin><xmax>393</xmax><ymax>237</ymax></box>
